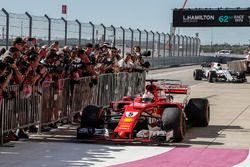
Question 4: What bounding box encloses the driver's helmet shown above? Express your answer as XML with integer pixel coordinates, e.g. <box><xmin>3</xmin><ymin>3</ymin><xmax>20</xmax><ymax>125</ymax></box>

<box><xmin>213</xmin><ymin>62</ymin><xmax>222</xmax><ymax>70</ymax></box>
<box><xmin>216</xmin><ymin>63</ymin><xmax>222</xmax><ymax>70</ymax></box>
<box><xmin>142</xmin><ymin>92</ymin><xmax>154</xmax><ymax>102</ymax></box>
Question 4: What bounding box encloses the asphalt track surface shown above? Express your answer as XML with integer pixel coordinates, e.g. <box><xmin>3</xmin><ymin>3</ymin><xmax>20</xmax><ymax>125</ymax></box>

<box><xmin>1</xmin><ymin>65</ymin><xmax>250</xmax><ymax>167</ymax></box>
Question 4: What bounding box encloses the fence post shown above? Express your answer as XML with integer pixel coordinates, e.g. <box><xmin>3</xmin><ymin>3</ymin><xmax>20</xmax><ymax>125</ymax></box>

<box><xmin>44</xmin><ymin>14</ymin><xmax>51</xmax><ymax>46</ymax></box>
<box><xmin>120</xmin><ymin>26</ymin><xmax>125</xmax><ymax>57</ymax></box>
<box><xmin>156</xmin><ymin>32</ymin><xmax>160</xmax><ymax>57</ymax></box>
<box><xmin>137</xmin><ymin>28</ymin><xmax>141</xmax><ymax>48</ymax></box>
<box><xmin>197</xmin><ymin>38</ymin><xmax>201</xmax><ymax>56</ymax></box>
<box><xmin>177</xmin><ymin>35</ymin><xmax>180</xmax><ymax>57</ymax></box>
<box><xmin>193</xmin><ymin>37</ymin><xmax>196</xmax><ymax>56</ymax></box>
<box><xmin>195</xmin><ymin>37</ymin><xmax>198</xmax><ymax>56</ymax></box>
<box><xmin>61</xmin><ymin>17</ymin><xmax>67</xmax><ymax>46</ymax></box>
<box><xmin>162</xmin><ymin>33</ymin><xmax>166</xmax><ymax>57</ymax></box>
<box><xmin>167</xmin><ymin>33</ymin><xmax>171</xmax><ymax>57</ymax></box>
<box><xmin>169</xmin><ymin>33</ymin><xmax>173</xmax><ymax>57</ymax></box>
<box><xmin>25</xmin><ymin>12</ymin><xmax>32</xmax><ymax>38</ymax></box>
<box><xmin>89</xmin><ymin>21</ymin><xmax>95</xmax><ymax>44</ymax></box>
<box><xmin>75</xmin><ymin>19</ymin><xmax>81</xmax><ymax>46</ymax></box>
<box><xmin>2</xmin><ymin>8</ymin><xmax>9</xmax><ymax>49</ymax></box>
<box><xmin>144</xmin><ymin>30</ymin><xmax>148</xmax><ymax>52</ymax></box>
<box><xmin>101</xmin><ymin>23</ymin><xmax>106</xmax><ymax>42</ymax></box>
<box><xmin>189</xmin><ymin>37</ymin><xmax>192</xmax><ymax>57</ymax></box>
<box><xmin>150</xmin><ymin>31</ymin><xmax>155</xmax><ymax>57</ymax></box>
<box><xmin>150</xmin><ymin>31</ymin><xmax>155</xmax><ymax>68</ymax></box>
<box><xmin>185</xmin><ymin>35</ymin><xmax>188</xmax><ymax>57</ymax></box>
<box><xmin>181</xmin><ymin>35</ymin><xmax>184</xmax><ymax>56</ymax></box>
<box><xmin>111</xmin><ymin>25</ymin><xmax>116</xmax><ymax>47</ymax></box>
<box><xmin>192</xmin><ymin>37</ymin><xmax>195</xmax><ymax>57</ymax></box>
<box><xmin>172</xmin><ymin>34</ymin><xmax>176</xmax><ymax>57</ymax></box>
<box><xmin>129</xmin><ymin>28</ymin><xmax>133</xmax><ymax>53</ymax></box>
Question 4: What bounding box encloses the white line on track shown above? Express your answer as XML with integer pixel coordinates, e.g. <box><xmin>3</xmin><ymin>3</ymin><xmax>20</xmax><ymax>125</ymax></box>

<box><xmin>64</xmin><ymin>146</ymin><xmax>174</xmax><ymax>167</ymax></box>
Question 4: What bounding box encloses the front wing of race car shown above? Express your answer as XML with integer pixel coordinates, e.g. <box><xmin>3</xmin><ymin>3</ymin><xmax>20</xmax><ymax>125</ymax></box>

<box><xmin>77</xmin><ymin>106</ymin><xmax>175</xmax><ymax>143</ymax></box>
<box><xmin>77</xmin><ymin>127</ymin><xmax>174</xmax><ymax>143</ymax></box>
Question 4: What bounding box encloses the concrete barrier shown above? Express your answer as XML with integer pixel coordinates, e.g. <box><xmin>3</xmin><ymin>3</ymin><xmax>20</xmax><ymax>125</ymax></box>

<box><xmin>146</xmin><ymin>56</ymin><xmax>244</xmax><ymax>69</ymax></box>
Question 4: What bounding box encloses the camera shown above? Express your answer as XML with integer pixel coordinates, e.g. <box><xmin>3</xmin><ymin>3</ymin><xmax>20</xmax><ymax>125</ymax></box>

<box><xmin>6</xmin><ymin>56</ymin><xmax>15</xmax><ymax>64</ymax></box>
<box><xmin>2</xmin><ymin>90</ymin><xmax>16</xmax><ymax>100</ymax></box>
<box><xmin>28</xmin><ymin>37</ymin><xmax>34</xmax><ymax>41</ymax></box>
<box><xmin>143</xmin><ymin>61</ymin><xmax>151</xmax><ymax>68</ymax></box>
<box><xmin>0</xmin><ymin>75</ymin><xmax>6</xmax><ymax>84</ymax></box>
<box><xmin>141</xmin><ymin>51</ymin><xmax>151</xmax><ymax>57</ymax></box>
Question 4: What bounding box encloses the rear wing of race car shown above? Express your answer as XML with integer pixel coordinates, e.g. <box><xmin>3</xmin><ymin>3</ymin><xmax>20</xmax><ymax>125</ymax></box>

<box><xmin>146</xmin><ymin>79</ymin><xmax>190</xmax><ymax>94</ymax></box>
<box><xmin>163</xmin><ymin>84</ymin><xmax>189</xmax><ymax>94</ymax></box>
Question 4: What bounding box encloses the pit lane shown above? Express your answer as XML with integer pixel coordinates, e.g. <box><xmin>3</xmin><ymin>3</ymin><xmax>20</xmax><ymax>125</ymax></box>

<box><xmin>1</xmin><ymin>65</ymin><xmax>250</xmax><ymax>167</ymax></box>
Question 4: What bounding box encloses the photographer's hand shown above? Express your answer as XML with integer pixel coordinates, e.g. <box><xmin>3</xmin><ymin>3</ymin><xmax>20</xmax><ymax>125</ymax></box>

<box><xmin>9</xmin><ymin>63</ymin><xmax>18</xmax><ymax>71</ymax></box>
<box><xmin>10</xmin><ymin>63</ymin><xmax>23</xmax><ymax>83</ymax></box>
<box><xmin>1</xmin><ymin>70</ymin><xmax>13</xmax><ymax>91</ymax></box>
<box><xmin>39</xmin><ymin>67</ymin><xmax>47</xmax><ymax>78</ymax></box>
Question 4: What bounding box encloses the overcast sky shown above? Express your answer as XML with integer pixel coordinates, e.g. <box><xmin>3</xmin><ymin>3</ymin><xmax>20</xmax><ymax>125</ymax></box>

<box><xmin>1</xmin><ymin>0</ymin><xmax>250</xmax><ymax>44</ymax></box>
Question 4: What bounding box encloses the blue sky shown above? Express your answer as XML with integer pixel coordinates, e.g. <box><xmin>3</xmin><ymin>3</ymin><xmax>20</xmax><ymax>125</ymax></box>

<box><xmin>1</xmin><ymin>0</ymin><xmax>250</xmax><ymax>44</ymax></box>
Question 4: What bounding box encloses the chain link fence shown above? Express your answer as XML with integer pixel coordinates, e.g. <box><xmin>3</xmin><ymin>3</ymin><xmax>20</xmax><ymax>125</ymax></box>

<box><xmin>0</xmin><ymin>9</ymin><xmax>200</xmax><ymax>61</ymax></box>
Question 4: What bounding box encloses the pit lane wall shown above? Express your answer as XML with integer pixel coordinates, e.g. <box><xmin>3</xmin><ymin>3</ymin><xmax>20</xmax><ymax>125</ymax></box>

<box><xmin>147</xmin><ymin>55</ymin><xmax>244</xmax><ymax>69</ymax></box>
<box><xmin>0</xmin><ymin>72</ymin><xmax>145</xmax><ymax>145</ymax></box>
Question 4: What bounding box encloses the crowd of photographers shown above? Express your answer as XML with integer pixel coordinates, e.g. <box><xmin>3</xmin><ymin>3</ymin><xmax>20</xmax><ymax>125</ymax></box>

<box><xmin>0</xmin><ymin>37</ymin><xmax>150</xmax><ymax>142</ymax></box>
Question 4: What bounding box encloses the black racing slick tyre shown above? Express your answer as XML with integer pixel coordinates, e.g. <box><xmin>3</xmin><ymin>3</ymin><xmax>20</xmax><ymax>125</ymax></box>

<box><xmin>193</xmin><ymin>69</ymin><xmax>203</xmax><ymax>80</ymax></box>
<box><xmin>208</xmin><ymin>71</ymin><xmax>217</xmax><ymax>83</ymax></box>
<box><xmin>185</xmin><ymin>98</ymin><xmax>210</xmax><ymax>127</ymax></box>
<box><xmin>162</xmin><ymin>107</ymin><xmax>186</xmax><ymax>142</ymax></box>
<box><xmin>80</xmin><ymin>105</ymin><xmax>104</xmax><ymax>128</ymax></box>
<box><xmin>237</xmin><ymin>72</ymin><xmax>247</xmax><ymax>83</ymax></box>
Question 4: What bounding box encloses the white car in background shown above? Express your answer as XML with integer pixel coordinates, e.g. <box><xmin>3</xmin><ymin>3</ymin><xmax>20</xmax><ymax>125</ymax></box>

<box><xmin>193</xmin><ymin>62</ymin><xmax>247</xmax><ymax>83</ymax></box>
<box><xmin>216</xmin><ymin>50</ymin><xmax>231</xmax><ymax>56</ymax></box>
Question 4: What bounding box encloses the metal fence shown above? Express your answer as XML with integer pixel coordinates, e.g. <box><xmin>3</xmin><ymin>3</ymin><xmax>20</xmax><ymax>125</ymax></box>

<box><xmin>0</xmin><ymin>8</ymin><xmax>200</xmax><ymax>59</ymax></box>
<box><xmin>0</xmin><ymin>72</ymin><xmax>145</xmax><ymax>145</ymax></box>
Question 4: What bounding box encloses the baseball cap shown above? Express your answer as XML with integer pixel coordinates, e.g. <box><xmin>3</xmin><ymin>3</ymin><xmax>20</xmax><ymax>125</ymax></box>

<box><xmin>13</xmin><ymin>37</ymin><xmax>26</xmax><ymax>45</ymax></box>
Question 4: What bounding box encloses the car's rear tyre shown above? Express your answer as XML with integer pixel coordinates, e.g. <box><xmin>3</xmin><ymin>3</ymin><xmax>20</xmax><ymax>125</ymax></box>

<box><xmin>208</xmin><ymin>71</ymin><xmax>217</xmax><ymax>83</ymax></box>
<box><xmin>185</xmin><ymin>98</ymin><xmax>210</xmax><ymax>127</ymax></box>
<box><xmin>162</xmin><ymin>107</ymin><xmax>186</xmax><ymax>142</ymax></box>
<box><xmin>237</xmin><ymin>72</ymin><xmax>247</xmax><ymax>83</ymax></box>
<box><xmin>193</xmin><ymin>69</ymin><xmax>203</xmax><ymax>80</ymax></box>
<box><xmin>80</xmin><ymin>105</ymin><xmax>104</xmax><ymax>128</ymax></box>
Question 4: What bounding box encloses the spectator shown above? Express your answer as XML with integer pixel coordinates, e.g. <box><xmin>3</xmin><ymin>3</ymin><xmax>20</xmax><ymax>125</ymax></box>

<box><xmin>118</xmin><ymin>52</ymin><xmax>133</xmax><ymax>72</ymax></box>
<box><xmin>85</xmin><ymin>43</ymin><xmax>93</xmax><ymax>56</ymax></box>
<box><xmin>1</xmin><ymin>39</ymin><xmax>150</xmax><ymax>143</ymax></box>
<box><xmin>50</xmin><ymin>41</ymin><xmax>59</xmax><ymax>51</ymax></box>
<box><xmin>0</xmin><ymin>48</ymin><xmax>6</xmax><ymax>56</ymax></box>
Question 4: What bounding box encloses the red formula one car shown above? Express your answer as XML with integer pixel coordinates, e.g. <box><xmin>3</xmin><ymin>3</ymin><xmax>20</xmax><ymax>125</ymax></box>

<box><xmin>77</xmin><ymin>79</ymin><xmax>210</xmax><ymax>143</ymax></box>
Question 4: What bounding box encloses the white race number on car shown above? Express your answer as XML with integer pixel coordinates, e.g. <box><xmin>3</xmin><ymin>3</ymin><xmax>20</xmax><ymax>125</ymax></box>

<box><xmin>125</xmin><ymin>112</ymin><xmax>139</xmax><ymax>117</ymax></box>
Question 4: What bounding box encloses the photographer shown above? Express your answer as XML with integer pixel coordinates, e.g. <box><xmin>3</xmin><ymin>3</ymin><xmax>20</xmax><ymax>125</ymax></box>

<box><xmin>1</xmin><ymin>47</ymin><xmax>24</xmax><ymax>84</ymax></box>
<box><xmin>132</xmin><ymin>46</ymin><xmax>151</xmax><ymax>72</ymax></box>
<box><xmin>22</xmin><ymin>53</ymin><xmax>47</xmax><ymax>86</ymax></box>
<box><xmin>0</xmin><ymin>48</ymin><xmax>6</xmax><ymax>56</ymax></box>
<box><xmin>50</xmin><ymin>41</ymin><xmax>59</xmax><ymax>51</ymax></box>
<box><xmin>0</xmin><ymin>62</ymin><xmax>13</xmax><ymax>94</ymax></box>
<box><xmin>100</xmin><ymin>47</ymin><xmax>120</xmax><ymax>74</ymax></box>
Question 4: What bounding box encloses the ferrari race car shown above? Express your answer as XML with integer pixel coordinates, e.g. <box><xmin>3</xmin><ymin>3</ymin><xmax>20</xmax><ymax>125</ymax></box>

<box><xmin>77</xmin><ymin>79</ymin><xmax>210</xmax><ymax>143</ymax></box>
<box><xmin>193</xmin><ymin>62</ymin><xmax>247</xmax><ymax>83</ymax></box>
